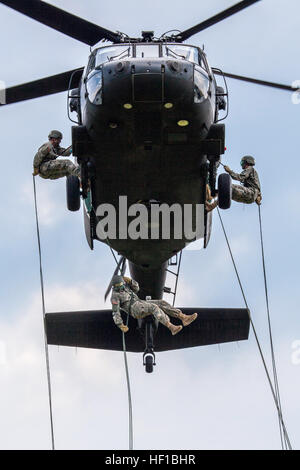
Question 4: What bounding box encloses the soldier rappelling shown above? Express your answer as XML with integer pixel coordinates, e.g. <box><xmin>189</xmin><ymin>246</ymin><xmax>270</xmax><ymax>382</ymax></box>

<box><xmin>110</xmin><ymin>275</ymin><xmax>198</xmax><ymax>335</ymax></box>
<box><xmin>206</xmin><ymin>155</ymin><xmax>262</xmax><ymax>211</ymax></box>
<box><xmin>33</xmin><ymin>130</ymin><xmax>80</xmax><ymax>180</ymax></box>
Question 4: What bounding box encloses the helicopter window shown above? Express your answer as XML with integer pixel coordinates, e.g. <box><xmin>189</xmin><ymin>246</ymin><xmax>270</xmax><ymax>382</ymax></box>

<box><xmin>163</xmin><ymin>45</ymin><xmax>205</xmax><ymax>68</ymax></box>
<box><xmin>135</xmin><ymin>45</ymin><xmax>160</xmax><ymax>58</ymax></box>
<box><xmin>95</xmin><ymin>46</ymin><xmax>131</xmax><ymax>67</ymax></box>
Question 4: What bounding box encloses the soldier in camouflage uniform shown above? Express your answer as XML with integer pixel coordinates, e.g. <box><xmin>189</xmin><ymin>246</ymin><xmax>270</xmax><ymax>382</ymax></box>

<box><xmin>33</xmin><ymin>130</ymin><xmax>80</xmax><ymax>180</ymax></box>
<box><xmin>110</xmin><ymin>275</ymin><xmax>197</xmax><ymax>335</ymax></box>
<box><xmin>206</xmin><ymin>155</ymin><xmax>262</xmax><ymax>211</ymax></box>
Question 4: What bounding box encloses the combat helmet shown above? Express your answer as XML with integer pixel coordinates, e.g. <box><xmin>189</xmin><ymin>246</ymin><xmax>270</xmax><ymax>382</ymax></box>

<box><xmin>112</xmin><ymin>275</ymin><xmax>125</xmax><ymax>287</ymax></box>
<box><xmin>48</xmin><ymin>130</ymin><xmax>63</xmax><ymax>140</ymax></box>
<box><xmin>240</xmin><ymin>155</ymin><xmax>255</xmax><ymax>166</ymax></box>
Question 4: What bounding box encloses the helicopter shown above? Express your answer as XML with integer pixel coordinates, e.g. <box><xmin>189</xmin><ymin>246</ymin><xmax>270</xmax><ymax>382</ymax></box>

<box><xmin>0</xmin><ymin>0</ymin><xmax>296</xmax><ymax>373</ymax></box>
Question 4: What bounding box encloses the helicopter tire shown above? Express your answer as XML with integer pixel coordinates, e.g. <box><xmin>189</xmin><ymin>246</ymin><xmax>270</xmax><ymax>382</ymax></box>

<box><xmin>218</xmin><ymin>173</ymin><xmax>232</xmax><ymax>210</ymax></box>
<box><xmin>66</xmin><ymin>175</ymin><xmax>81</xmax><ymax>212</ymax></box>
<box><xmin>145</xmin><ymin>355</ymin><xmax>154</xmax><ymax>373</ymax></box>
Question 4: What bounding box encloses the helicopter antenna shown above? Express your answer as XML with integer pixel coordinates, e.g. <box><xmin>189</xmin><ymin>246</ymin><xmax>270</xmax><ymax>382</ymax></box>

<box><xmin>159</xmin><ymin>29</ymin><xmax>182</xmax><ymax>41</ymax></box>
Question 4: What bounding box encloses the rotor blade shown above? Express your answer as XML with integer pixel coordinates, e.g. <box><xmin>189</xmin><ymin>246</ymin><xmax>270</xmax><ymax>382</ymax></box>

<box><xmin>120</xmin><ymin>258</ymin><xmax>127</xmax><ymax>276</ymax></box>
<box><xmin>0</xmin><ymin>0</ymin><xmax>121</xmax><ymax>45</ymax></box>
<box><xmin>213</xmin><ymin>69</ymin><xmax>297</xmax><ymax>92</ymax></box>
<box><xmin>0</xmin><ymin>68</ymin><xmax>84</xmax><ymax>106</ymax></box>
<box><xmin>104</xmin><ymin>256</ymin><xmax>126</xmax><ymax>302</ymax></box>
<box><xmin>175</xmin><ymin>0</ymin><xmax>261</xmax><ymax>42</ymax></box>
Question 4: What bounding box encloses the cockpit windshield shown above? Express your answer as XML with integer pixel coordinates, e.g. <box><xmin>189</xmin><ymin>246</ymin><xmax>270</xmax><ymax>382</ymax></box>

<box><xmin>95</xmin><ymin>45</ymin><xmax>131</xmax><ymax>67</ymax></box>
<box><xmin>89</xmin><ymin>43</ymin><xmax>207</xmax><ymax>72</ymax></box>
<box><xmin>135</xmin><ymin>44</ymin><xmax>160</xmax><ymax>58</ymax></box>
<box><xmin>163</xmin><ymin>45</ymin><xmax>206</xmax><ymax>69</ymax></box>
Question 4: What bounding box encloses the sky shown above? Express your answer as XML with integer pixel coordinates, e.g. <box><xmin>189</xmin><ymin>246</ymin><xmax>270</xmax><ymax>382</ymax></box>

<box><xmin>0</xmin><ymin>0</ymin><xmax>299</xmax><ymax>450</ymax></box>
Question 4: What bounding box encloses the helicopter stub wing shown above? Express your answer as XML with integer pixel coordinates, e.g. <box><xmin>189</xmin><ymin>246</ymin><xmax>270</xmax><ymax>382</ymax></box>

<box><xmin>45</xmin><ymin>307</ymin><xmax>250</xmax><ymax>353</ymax></box>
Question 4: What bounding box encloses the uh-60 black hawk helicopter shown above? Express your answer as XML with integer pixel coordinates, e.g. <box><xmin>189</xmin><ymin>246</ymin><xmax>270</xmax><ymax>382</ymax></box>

<box><xmin>0</xmin><ymin>0</ymin><xmax>296</xmax><ymax>372</ymax></box>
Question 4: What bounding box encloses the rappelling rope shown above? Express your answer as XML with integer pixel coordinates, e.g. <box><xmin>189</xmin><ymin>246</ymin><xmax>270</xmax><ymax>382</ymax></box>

<box><xmin>104</xmin><ymin>238</ymin><xmax>134</xmax><ymax>450</ymax></box>
<box><xmin>216</xmin><ymin>207</ymin><xmax>292</xmax><ymax>450</ymax></box>
<box><xmin>122</xmin><ymin>312</ymin><xmax>134</xmax><ymax>450</ymax></box>
<box><xmin>258</xmin><ymin>205</ymin><xmax>286</xmax><ymax>449</ymax></box>
<box><xmin>32</xmin><ymin>176</ymin><xmax>55</xmax><ymax>450</ymax></box>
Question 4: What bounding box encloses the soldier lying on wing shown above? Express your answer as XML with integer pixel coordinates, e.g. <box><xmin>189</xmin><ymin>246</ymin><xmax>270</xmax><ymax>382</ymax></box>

<box><xmin>206</xmin><ymin>155</ymin><xmax>262</xmax><ymax>211</ymax></box>
<box><xmin>110</xmin><ymin>275</ymin><xmax>197</xmax><ymax>335</ymax></box>
<box><xmin>33</xmin><ymin>130</ymin><xmax>80</xmax><ymax>180</ymax></box>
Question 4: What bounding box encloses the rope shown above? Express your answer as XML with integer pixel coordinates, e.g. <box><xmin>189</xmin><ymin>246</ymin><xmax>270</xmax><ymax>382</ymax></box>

<box><xmin>216</xmin><ymin>207</ymin><xmax>292</xmax><ymax>450</ymax></box>
<box><xmin>123</xmin><ymin>313</ymin><xmax>134</xmax><ymax>450</ymax></box>
<box><xmin>32</xmin><ymin>176</ymin><xmax>55</xmax><ymax>450</ymax></box>
<box><xmin>258</xmin><ymin>205</ymin><xmax>286</xmax><ymax>449</ymax></box>
<box><xmin>105</xmin><ymin>244</ymin><xmax>134</xmax><ymax>450</ymax></box>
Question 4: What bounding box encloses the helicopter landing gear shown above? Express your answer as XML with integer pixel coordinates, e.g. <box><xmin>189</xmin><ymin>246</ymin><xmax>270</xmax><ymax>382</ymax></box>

<box><xmin>218</xmin><ymin>173</ymin><xmax>232</xmax><ymax>209</ymax></box>
<box><xmin>143</xmin><ymin>351</ymin><xmax>156</xmax><ymax>373</ymax></box>
<box><xmin>66</xmin><ymin>175</ymin><xmax>80</xmax><ymax>211</ymax></box>
<box><xmin>141</xmin><ymin>317</ymin><xmax>157</xmax><ymax>373</ymax></box>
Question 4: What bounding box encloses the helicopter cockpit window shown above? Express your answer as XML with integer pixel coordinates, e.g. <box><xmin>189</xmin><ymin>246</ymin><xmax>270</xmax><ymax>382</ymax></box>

<box><xmin>135</xmin><ymin>45</ymin><xmax>160</xmax><ymax>58</ymax></box>
<box><xmin>163</xmin><ymin>45</ymin><xmax>206</xmax><ymax>69</ymax></box>
<box><xmin>95</xmin><ymin>45</ymin><xmax>131</xmax><ymax>68</ymax></box>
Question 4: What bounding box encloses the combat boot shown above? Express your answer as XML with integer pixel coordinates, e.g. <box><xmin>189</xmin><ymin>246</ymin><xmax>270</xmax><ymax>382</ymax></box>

<box><xmin>205</xmin><ymin>199</ymin><xmax>218</xmax><ymax>212</ymax></box>
<box><xmin>178</xmin><ymin>312</ymin><xmax>198</xmax><ymax>326</ymax></box>
<box><xmin>166</xmin><ymin>322</ymin><xmax>183</xmax><ymax>336</ymax></box>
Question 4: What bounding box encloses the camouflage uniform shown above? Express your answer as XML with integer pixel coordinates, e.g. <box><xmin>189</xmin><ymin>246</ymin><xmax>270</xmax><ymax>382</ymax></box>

<box><xmin>110</xmin><ymin>279</ymin><xmax>182</xmax><ymax>328</ymax></box>
<box><xmin>33</xmin><ymin>142</ymin><xmax>80</xmax><ymax>180</ymax></box>
<box><xmin>227</xmin><ymin>166</ymin><xmax>261</xmax><ymax>204</ymax></box>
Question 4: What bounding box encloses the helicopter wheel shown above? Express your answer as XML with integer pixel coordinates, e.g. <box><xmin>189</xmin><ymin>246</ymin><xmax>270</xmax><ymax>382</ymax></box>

<box><xmin>218</xmin><ymin>173</ymin><xmax>232</xmax><ymax>210</ymax></box>
<box><xmin>145</xmin><ymin>354</ymin><xmax>154</xmax><ymax>373</ymax></box>
<box><xmin>66</xmin><ymin>175</ymin><xmax>81</xmax><ymax>212</ymax></box>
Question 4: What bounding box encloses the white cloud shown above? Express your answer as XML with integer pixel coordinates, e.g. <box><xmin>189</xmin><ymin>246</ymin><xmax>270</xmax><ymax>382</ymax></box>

<box><xmin>21</xmin><ymin>180</ymin><xmax>65</xmax><ymax>227</ymax></box>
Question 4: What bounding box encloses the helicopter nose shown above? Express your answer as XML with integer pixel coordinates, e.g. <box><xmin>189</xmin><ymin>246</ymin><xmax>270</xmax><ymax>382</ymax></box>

<box><xmin>101</xmin><ymin>59</ymin><xmax>195</xmax><ymax>105</ymax></box>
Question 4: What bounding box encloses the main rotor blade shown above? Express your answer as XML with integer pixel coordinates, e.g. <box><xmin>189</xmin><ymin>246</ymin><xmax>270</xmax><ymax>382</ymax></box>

<box><xmin>104</xmin><ymin>256</ymin><xmax>126</xmax><ymax>302</ymax></box>
<box><xmin>0</xmin><ymin>0</ymin><xmax>121</xmax><ymax>45</ymax></box>
<box><xmin>0</xmin><ymin>68</ymin><xmax>84</xmax><ymax>106</ymax></box>
<box><xmin>213</xmin><ymin>69</ymin><xmax>297</xmax><ymax>92</ymax></box>
<box><xmin>175</xmin><ymin>0</ymin><xmax>261</xmax><ymax>42</ymax></box>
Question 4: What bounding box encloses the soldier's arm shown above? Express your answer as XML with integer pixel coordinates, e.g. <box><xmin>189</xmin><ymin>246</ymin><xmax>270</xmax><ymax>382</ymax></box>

<box><xmin>228</xmin><ymin>167</ymin><xmax>252</xmax><ymax>182</ymax></box>
<box><xmin>123</xmin><ymin>277</ymin><xmax>139</xmax><ymax>294</ymax></box>
<box><xmin>111</xmin><ymin>295</ymin><xmax>124</xmax><ymax>328</ymax></box>
<box><xmin>58</xmin><ymin>145</ymin><xmax>72</xmax><ymax>157</ymax></box>
<box><xmin>33</xmin><ymin>143</ymin><xmax>51</xmax><ymax>170</ymax></box>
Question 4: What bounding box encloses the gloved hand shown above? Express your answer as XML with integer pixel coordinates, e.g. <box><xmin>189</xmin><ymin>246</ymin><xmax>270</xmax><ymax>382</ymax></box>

<box><xmin>123</xmin><ymin>276</ymin><xmax>131</xmax><ymax>284</ymax></box>
<box><xmin>255</xmin><ymin>194</ymin><xmax>262</xmax><ymax>205</ymax></box>
<box><xmin>119</xmin><ymin>324</ymin><xmax>129</xmax><ymax>333</ymax></box>
<box><xmin>32</xmin><ymin>168</ymin><xmax>39</xmax><ymax>176</ymax></box>
<box><xmin>224</xmin><ymin>165</ymin><xmax>231</xmax><ymax>173</ymax></box>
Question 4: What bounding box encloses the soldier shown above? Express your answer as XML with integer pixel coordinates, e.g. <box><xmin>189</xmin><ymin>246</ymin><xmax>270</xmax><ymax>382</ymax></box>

<box><xmin>110</xmin><ymin>275</ymin><xmax>197</xmax><ymax>335</ymax></box>
<box><xmin>33</xmin><ymin>130</ymin><xmax>80</xmax><ymax>180</ymax></box>
<box><xmin>206</xmin><ymin>155</ymin><xmax>262</xmax><ymax>211</ymax></box>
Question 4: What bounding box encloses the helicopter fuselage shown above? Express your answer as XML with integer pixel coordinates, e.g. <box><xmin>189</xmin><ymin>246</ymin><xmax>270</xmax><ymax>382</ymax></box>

<box><xmin>70</xmin><ymin>42</ymin><xmax>225</xmax><ymax>297</ymax></box>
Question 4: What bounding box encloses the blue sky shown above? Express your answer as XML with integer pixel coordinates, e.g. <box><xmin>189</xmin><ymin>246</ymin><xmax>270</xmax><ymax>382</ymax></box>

<box><xmin>0</xmin><ymin>0</ymin><xmax>299</xmax><ymax>450</ymax></box>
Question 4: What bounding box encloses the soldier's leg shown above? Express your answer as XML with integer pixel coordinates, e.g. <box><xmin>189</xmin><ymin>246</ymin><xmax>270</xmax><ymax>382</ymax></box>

<box><xmin>40</xmin><ymin>160</ymin><xmax>80</xmax><ymax>180</ymax></box>
<box><xmin>205</xmin><ymin>184</ymin><xmax>218</xmax><ymax>212</ymax></box>
<box><xmin>150</xmin><ymin>300</ymin><xmax>181</xmax><ymax>318</ymax></box>
<box><xmin>232</xmin><ymin>185</ymin><xmax>256</xmax><ymax>204</ymax></box>
<box><xmin>150</xmin><ymin>299</ymin><xmax>198</xmax><ymax>326</ymax></box>
<box><xmin>131</xmin><ymin>301</ymin><xmax>182</xmax><ymax>335</ymax></box>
